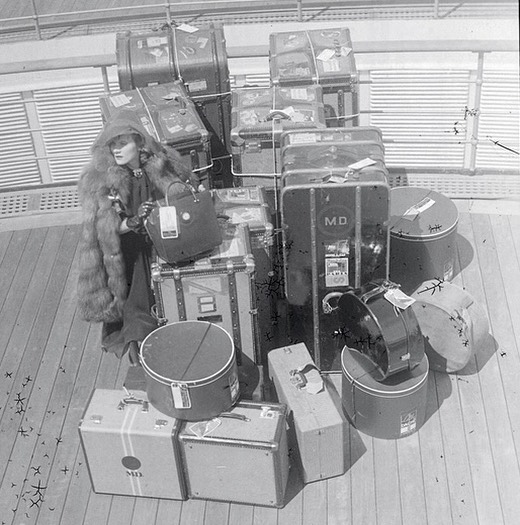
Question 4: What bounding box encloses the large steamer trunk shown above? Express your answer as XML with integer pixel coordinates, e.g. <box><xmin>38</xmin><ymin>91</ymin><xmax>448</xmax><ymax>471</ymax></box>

<box><xmin>151</xmin><ymin>222</ymin><xmax>261</xmax><ymax>365</ymax></box>
<box><xmin>99</xmin><ymin>81</ymin><xmax>212</xmax><ymax>177</ymax></box>
<box><xmin>270</xmin><ymin>27</ymin><xmax>359</xmax><ymax>126</ymax></box>
<box><xmin>79</xmin><ymin>389</ymin><xmax>186</xmax><ymax>500</ymax></box>
<box><xmin>230</xmin><ymin>85</ymin><xmax>326</xmax><ymax>210</ymax></box>
<box><xmin>178</xmin><ymin>401</ymin><xmax>290</xmax><ymax>507</ymax></box>
<box><xmin>116</xmin><ymin>23</ymin><xmax>231</xmax><ymax>159</ymax></box>
<box><xmin>281</xmin><ymin>180</ymin><xmax>390</xmax><ymax>370</ymax></box>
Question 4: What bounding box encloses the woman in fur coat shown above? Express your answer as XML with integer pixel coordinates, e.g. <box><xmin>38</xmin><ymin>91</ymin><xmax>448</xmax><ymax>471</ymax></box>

<box><xmin>77</xmin><ymin>109</ymin><xmax>197</xmax><ymax>363</ymax></box>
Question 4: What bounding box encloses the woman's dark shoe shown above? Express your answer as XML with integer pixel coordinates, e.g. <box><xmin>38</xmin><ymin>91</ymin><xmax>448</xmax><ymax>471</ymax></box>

<box><xmin>127</xmin><ymin>340</ymin><xmax>141</xmax><ymax>367</ymax></box>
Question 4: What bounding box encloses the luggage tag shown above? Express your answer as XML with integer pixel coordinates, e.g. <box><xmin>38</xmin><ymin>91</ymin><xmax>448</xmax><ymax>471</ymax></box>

<box><xmin>402</xmin><ymin>197</ymin><xmax>436</xmax><ymax>221</ymax></box>
<box><xmin>317</xmin><ymin>48</ymin><xmax>336</xmax><ymax>62</ymax></box>
<box><xmin>159</xmin><ymin>206</ymin><xmax>179</xmax><ymax>239</ymax></box>
<box><xmin>188</xmin><ymin>418</ymin><xmax>222</xmax><ymax>438</ymax></box>
<box><xmin>170</xmin><ymin>382</ymin><xmax>191</xmax><ymax>409</ymax></box>
<box><xmin>109</xmin><ymin>93</ymin><xmax>132</xmax><ymax>108</ymax></box>
<box><xmin>384</xmin><ymin>288</ymin><xmax>416</xmax><ymax>310</ymax></box>
<box><xmin>176</xmin><ymin>23</ymin><xmax>199</xmax><ymax>33</ymax></box>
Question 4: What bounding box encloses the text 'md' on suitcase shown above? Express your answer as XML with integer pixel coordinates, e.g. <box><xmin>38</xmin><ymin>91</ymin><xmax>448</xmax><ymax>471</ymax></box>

<box><xmin>79</xmin><ymin>389</ymin><xmax>186</xmax><ymax>500</ymax></box>
<box><xmin>99</xmin><ymin>81</ymin><xmax>212</xmax><ymax>182</ymax></box>
<box><xmin>268</xmin><ymin>343</ymin><xmax>348</xmax><ymax>483</ymax></box>
<box><xmin>151</xmin><ymin>221</ymin><xmax>261</xmax><ymax>365</ymax></box>
<box><xmin>117</xmin><ymin>23</ymin><xmax>232</xmax><ymax>161</ymax></box>
<box><xmin>281</xmin><ymin>176</ymin><xmax>390</xmax><ymax>371</ymax></box>
<box><xmin>269</xmin><ymin>27</ymin><xmax>359</xmax><ymax>127</ymax></box>
<box><xmin>178</xmin><ymin>400</ymin><xmax>290</xmax><ymax>507</ymax></box>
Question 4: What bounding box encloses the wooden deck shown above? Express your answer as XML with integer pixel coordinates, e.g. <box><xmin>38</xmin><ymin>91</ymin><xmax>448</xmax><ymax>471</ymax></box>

<box><xmin>1</xmin><ymin>198</ymin><xmax>520</xmax><ymax>525</ymax></box>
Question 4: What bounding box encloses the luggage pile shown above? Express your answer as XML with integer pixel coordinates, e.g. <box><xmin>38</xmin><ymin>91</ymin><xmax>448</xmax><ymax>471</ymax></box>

<box><xmin>80</xmin><ymin>23</ymin><xmax>490</xmax><ymax>507</ymax></box>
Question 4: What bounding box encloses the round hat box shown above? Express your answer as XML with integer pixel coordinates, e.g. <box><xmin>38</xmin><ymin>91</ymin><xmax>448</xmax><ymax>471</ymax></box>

<box><xmin>334</xmin><ymin>280</ymin><xmax>425</xmax><ymax>382</ymax></box>
<box><xmin>341</xmin><ymin>347</ymin><xmax>429</xmax><ymax>439</ymax></box>
<box><xmin>140</xmin><ymin>321</ymin><xmax>239</xmax><ymax>421</ymax></box>
<box><xmin>389</xmin><ymin>187</ymin><xmax>459</xmax><ymax>293</ymax></box>
<box><xmin>411</xmin><ymin>279</ymin><xmax>490</xmax><ymax>373</ymax></box>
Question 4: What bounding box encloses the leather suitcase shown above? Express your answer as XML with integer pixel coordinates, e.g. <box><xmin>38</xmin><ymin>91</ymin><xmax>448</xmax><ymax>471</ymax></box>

<box><xmin>230</xmin><ymin>85</ymin><xmax>327</xmax><ymax>182</ymax></box>
<box><xmin>178</xmin><ymin>400</ymin><xmax>289</xmax><ymax>507</ymax></box>
<box><xmin>99</xmin><ymin>81</ymin><xmax>212</xmax><ymax>176</ymax></box>
<box><xmin>281</xmin><ymin>179</ymin><xmax>390</xmax><ymax>370</ymax></box>
<box><xmin>151</xmin><ymin>222</ymin><xmax>261</xmax><ymax>365</ymax></box>
<box><xmin>117</xmin><ymin>23</ymin><xmax>231</xmax><ymax>158</ymax></box>
<box><xmin>269</xmin><ymin>27</ymin><xmax>359</xmax><ymax>126</ymax></box>
<box><xmin>78</xmin><ymin>389</ymin><xmax>186</xmax><ymax>500</ymax></box>
<box><xmin>213</xmin><ymin>186</ymin><xmax>279</xmax><ymax>361</ymax></box>
<box><xmin>268</xmin><ymin>343</ymin><xmax>347</xmax><ymax>483</ymax></box>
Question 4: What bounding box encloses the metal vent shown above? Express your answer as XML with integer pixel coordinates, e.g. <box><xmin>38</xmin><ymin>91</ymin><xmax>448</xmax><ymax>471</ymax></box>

<box><xmin>0</xmin><ymin>192</ymin><xmax>30</xmax><ymax>215</ymax></box>
<box><xmin>39</xmin><ymin>187</ymin><xmax>80</xmax><ymax>211</ymax></box>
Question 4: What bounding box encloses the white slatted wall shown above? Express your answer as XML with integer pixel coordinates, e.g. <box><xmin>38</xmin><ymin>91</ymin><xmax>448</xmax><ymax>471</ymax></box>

<box><xmin>0</xmin><ymin>64</ymin><xmax>517</xmax><ymax>189</ymax></box>
<box><xmin>0</xmin><ymin>93</ymin><xmax>40</xmax><ymax>188</ymax></box>
<box><xmin>368</xmin><ymin>70</ymin><xmax>470</xmax><ymax>169</ymax></box>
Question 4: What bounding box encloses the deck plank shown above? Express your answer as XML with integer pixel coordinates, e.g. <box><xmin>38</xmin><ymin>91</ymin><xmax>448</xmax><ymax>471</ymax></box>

<box><xmin>349</xmin><ymin>432</ymin><xmax>376</xmax><ymax>524</ymax></box>
<box><xmin>453</xmin><ymin>211</ymin><xmax>504</xmax><ymax>524</ymax></box>
<box><xmin>470</xmin><ymin>213</ymin><xmax>520</xmax><ymax>525</ymax></box>
<box><xmin>374</xmin><ymin>438</ymin><xmax>401</xmax><ymax>524</ymax></box>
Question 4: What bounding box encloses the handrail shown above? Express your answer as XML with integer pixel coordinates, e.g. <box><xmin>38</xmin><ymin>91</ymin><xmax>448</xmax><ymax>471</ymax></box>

<box><xmin>0</xmin><ymin>39</ymin><xmax>517</xmax><ymax>76</ymax></box>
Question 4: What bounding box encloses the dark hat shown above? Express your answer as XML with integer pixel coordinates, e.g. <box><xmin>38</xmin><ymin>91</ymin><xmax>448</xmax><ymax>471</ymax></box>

<box><xmin>93</xmin><ymin>109</ymin><xmax>155</xmax><ymax>149</ymax></box>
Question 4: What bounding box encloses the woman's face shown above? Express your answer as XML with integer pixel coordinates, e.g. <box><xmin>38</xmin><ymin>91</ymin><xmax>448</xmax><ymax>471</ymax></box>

<box><xmin>110</xmin><ymin>134</ymin><xmax>140</xmax><ymax>168</ymax></box>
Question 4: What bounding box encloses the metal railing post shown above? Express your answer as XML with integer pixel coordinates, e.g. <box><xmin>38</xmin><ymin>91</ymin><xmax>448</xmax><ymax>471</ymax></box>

<box><xmin>297</xmin><ymin>0</ymin><xmax>303</xmax><ymax>22</ymax></box>
<box><xmin>30</xmin><ymin>0</ymin><xmax>42</xmax><ymax>40</ymax></box>
<box><xmin>164</xmin><ymin>2</ymin><xmax>173</xmax><ymax>26</ymax></box>
<box><xmin>433</xmin><ymin>0</ymin><xmax>440</xmax><ymax>19</ymax></box>
<box><xmin>468</xmin><ymin>51</ymin><xmax>485</xmax><ymax>172</ymax></box>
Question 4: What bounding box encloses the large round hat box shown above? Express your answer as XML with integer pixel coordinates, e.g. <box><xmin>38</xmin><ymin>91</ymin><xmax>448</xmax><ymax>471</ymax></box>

<box><xmin>389</xmin><ymin>187</ymin><xmax>459</xmax><ymax>293</ymax></box>
<box><xmin>411</xmin><ymin>279</ymin><xmax>490</xmax><ymax>373</ymax></box>
<box><xmin>341</xmin><ymin>347</ymin><xmax>429</xmax><ymax>439</ymax></box>
<box><xmin>140</xmin><ymin>321</ymin><xmax>239</xmax><ymax>421</ymax></box>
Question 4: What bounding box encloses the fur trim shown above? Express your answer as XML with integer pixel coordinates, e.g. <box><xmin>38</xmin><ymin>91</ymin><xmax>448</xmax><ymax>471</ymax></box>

<box><xmin>77</xmin><ymin>124</ymin><xmax>194</xmax><ymax>324</ymax></box>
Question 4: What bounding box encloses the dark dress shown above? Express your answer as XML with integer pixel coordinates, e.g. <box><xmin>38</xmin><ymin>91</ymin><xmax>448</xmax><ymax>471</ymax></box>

<box><xmin>101</xmin><ymin>168</ymin><xmax>161</xmax><ymax>357</ymax></box>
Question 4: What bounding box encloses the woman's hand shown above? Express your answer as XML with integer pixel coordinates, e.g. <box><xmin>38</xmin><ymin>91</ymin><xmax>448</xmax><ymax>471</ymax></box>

<box><xmin>126</xmin><ymin>201</ymin><xmax>156</xmax><ymax>232</ymax></box>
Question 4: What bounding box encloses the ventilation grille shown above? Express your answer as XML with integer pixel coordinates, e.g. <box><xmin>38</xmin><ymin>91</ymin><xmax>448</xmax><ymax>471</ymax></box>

<box><xmin>0</xmin><ymin>187</ymin><xmax>80</xmax><ymax>217</ymax></box>
<box><xmin>39</xmin><ymin>187</ymin><xmax>80</xmax><ymax>211</ymax></box>
<box><xmin>0</xmin><ymin>193</ymin><xmax>30</xmax><ymax>215</ymax></box>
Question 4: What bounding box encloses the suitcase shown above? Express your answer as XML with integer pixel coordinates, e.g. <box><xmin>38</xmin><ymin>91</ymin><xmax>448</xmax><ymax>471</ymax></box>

<box><xmin>269</xmin><ymin>27</ymin><xmax>359</xmax><ymax>126</ymax></box>
<box><xmin>230</xmin><ymin>85</ymin><xmax>327</xmax><ymax>197</ymax></box>
<box><xmin>333</xmin><ymin>279</ymin><xmax>425</xmax><ymax>381</ymax></box>
<box><xmin>411</xmin><ymin>279</ymin><xmax>490</xmax><ymax>373</ymax></box>
<box><xmin>281</xmin><ymin>179</ymin><xmax>390</xmax><ymax>370</ymax></box>
<box><xmin>151</xmin><ymin>222</ymin><xmax>261</xmax><ymax>364</ymax></box>
<box><xmin>78</xmin><ymin>389</ymin><xmax>186</xmax><ymax>500</ymax></box>
<box><xmin>99</xmin><ymin>81</ymin><xmax>212</xmax><ymax>175</ymax></box>
<box><xmin>116</xmin><ymin>23</ymin><xmax>231</xmax><ymax>158</ymax></box>
<box><xmin>178</xmin><ymin>400</ymin><xmax>289</xmax><ymax>507</ymax></box>
<box><xmin>268</xmin><ymin>343</ymin><xmax>347</xmax><ymax>483</ymax></box>
<box><xmin>342</xmin><ymin>348</ymin><xmax>429</xmax><ymax>439</ymax></box>
<box><xmin>389</xmin><ymin>187</ymin><xmax>459</xmax><ymax>294</ymax></box>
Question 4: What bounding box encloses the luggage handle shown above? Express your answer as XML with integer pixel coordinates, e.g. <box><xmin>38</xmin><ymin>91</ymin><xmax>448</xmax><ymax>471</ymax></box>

<box><xmin>266</xmin><ymin>109</ymin><xmax>291</xmax><ymax>121</ymax></box>
<box><xmin>218</xmin><ymin>412</ymin><xmax>251</xmax><ymax>422</ymax></box>
<box><xmin>360</xmin><ymin>280</ymin><xmax>398</xmax><ymax>304</ymax></box>
<box><xmin>164</xmin><ymin>180</ymin><xmax>200</xmax><ymax>205</ymax></box>
<box><xmin>322</xmin><ymin>291</ymin><xmax>344</xmax><ymax>314</ymax></box>
<box><xmin>117</xmin><ymin>397</ymin><xmax>149</xmax><ymax>412</ymax></box>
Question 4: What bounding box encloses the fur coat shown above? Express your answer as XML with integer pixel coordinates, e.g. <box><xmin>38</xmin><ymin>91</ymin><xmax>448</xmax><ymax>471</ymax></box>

<box><xmin>77</xmin><ymin>110</ymin><xmax>195</xmax><ymax>324</ymax></box>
